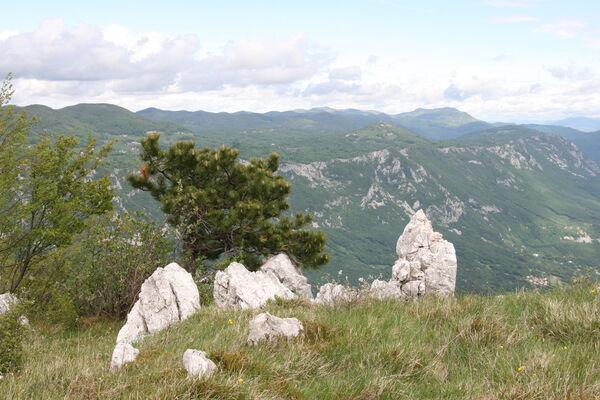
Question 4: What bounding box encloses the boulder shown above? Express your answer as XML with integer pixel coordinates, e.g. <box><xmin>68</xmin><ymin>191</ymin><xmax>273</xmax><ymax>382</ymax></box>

<box><xmin>247</xmin><ymin>312</ymin><xmax>304</xmax><ymax>346</ymax></box>
<box><xmin>377</xmin><ymin>209</ymin><xmax>456</xmax><ymax>299</ymax></box>
<box><xmin>182</xmin><ymin>349</ymin><xmax>217</xmax><ymax>379</ymax></box>
<box><xmin>314</xmin><ymin>283</ymin><xmax>357</xmax><ymax>306</ymax></box>
<box><xmin>213</xmin><ymin>262</ymin><xmax>295</xmax><ymax>309</ymax></box>
<box><xmin>0</xmin><ymin>293</ymin><xmax>17</xmax><ymax>315</ymax></box>
<box><xmin>115</xmin><ymin>262</ymin><xmax>201</xmax><ymax>345</ymax></box>
<box><xmin>110</xmin><ymin>343</ymin><xmax>139</xmax><ymax>371</ymax></box>
<box><xmin>260</xmin><ymin>254</ymin><xmax>313</xmax><ymax>299</ymax></box>
<box><xmin>0</xmin><ymin>293</ymin><xmax>29</xmax><ymax>326</ymax></box>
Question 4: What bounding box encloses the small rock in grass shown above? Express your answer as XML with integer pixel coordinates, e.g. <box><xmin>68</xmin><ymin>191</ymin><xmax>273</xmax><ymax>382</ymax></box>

<box><xmin>182</xmin><ymin>349</ymin><xmax>217</xmax><ymax>378</ymax></box>
<box><xmin>247</xmin><ymin>312</ymin><xmax>304</xmax><ymax>346</ymax></box>
<box><xmin>110</xmin><ymin>343</ymin><xmax>139</xmax><ymax>371</ymax></box>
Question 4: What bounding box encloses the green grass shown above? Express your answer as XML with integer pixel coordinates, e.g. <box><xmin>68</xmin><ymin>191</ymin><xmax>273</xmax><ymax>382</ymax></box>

<box><xmin>2</xmin><ymin>287</ymin><xmax>600</xmax><ymax>399</ymax></box>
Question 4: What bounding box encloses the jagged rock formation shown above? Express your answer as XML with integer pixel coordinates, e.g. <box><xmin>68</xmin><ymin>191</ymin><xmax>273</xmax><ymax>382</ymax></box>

<box><xmin>260</xmin><ymin>254</ymin><xmax>313</xmax><ymax>299</ymax></box>
<box><xmin>111</xmin><ymin>263</ymin><xmax>201</xmax><ymax>370</ymax></box>
<box><xmin>110</xmin><ymin>343</ymin><xmax>139</xmax><ymax>371</ymax></box>
<box><xmin>247</xmin><ymin>312</ymin><xmax>304</xmax><ymax>346</ymax></box>
<box><xmin>314</xmin><ymin>283</ymin><xmax>358</xmax><ymax>306</ymax></box>
<box><xmin>213</xmin><ymin>261</ymin><xmax>296</xmax><ymax>309</ymax></box>
<box><xmin>182</xmin><ymin>349</ymin><xmax>217</xmax><ymax>379</ymax></box>
<box><xmin>370</xmin><ymin>209</ymin><xmax>457</xmax><ymax>299</ymax></box>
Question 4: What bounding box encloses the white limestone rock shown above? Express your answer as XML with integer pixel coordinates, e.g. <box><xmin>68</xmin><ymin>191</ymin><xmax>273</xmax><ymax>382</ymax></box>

<box><xmin>260</xmin><ymin>254</ymin><xmax>313</xmax><ymax>299</ymax></box>
<box><xmin>0</xmin><ymin>293</ymin><xmax>28</xmax><ymax>326</ymax></box>
<box><xmin>390</xmin><ymin>209</ymin><xmax>457</xmax><ymax>298</ymax></box>
<box><xmin>182</xmin><ymin>349</ymin><xmax>217</xmax><ymax>379</ymax></box>
<box><xmin>247</xmin><ymin>312</ymin><xmax>304</xmax><ymax>346</ymax></box>
<box><xmin>314</xmin><ymin>283</ymin><xmax>357</xmax><ymax>306</ymax></box>
<box><xmin>0</xmin><ymin>293</ymin><xmax>17</xmax><ymax>315</ymax></box>
<box><xmin>213</xmin><ymin>262</ymin><xmax>295</xmax><ymax>309</ymax></box>
<box><xmin>110</xmin><ymin>343</ymin><xmax>139</xmax><ymax>371</ymax></box>
<box><xmin>370</xmin><ymin>279</ymin><xmax>406</xmax><ymax>300</ymax></box>
<box><xmin>115</xmin><ymin>262</ymin><xmax>201</xmax><ymax>345</ymax></box>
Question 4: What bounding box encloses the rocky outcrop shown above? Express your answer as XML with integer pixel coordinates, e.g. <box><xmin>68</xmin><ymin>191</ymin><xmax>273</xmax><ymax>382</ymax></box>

<box><xmin>182</xmin><ymin>349</ymin><xmax>217</xmax><ymax>379</ymax></box>
<box><xmin>213</xmin><ymin>262</ymin><xmax>295</xmax><ymax>309</ymax></box>
<box><xmin>369</xmin><ymin>279</ymin><xmax>405</xmax><ymax>300</ymax></box>
<box><xmin>0</xmin><ymin>293</ymin><xmax>17</xmax><ymax>315</ymax></box>
<box><xmin>111</xmin><ymin>263</ymin><xmax>200</xmax><ymax>371</ymax></box>
<box><xmin>260</xmin><ymin>254</ymin><xmax>313</xmax><ymax>299</ymax></box>
<box><xmin>115</xmin><ymin>262</ymin><xmax>201</xmax><ymax>345</ymax></box>
<box><xmin>247</xmin><ymin>312</ymin><xmax>304</xmax><ymax>346</ymax></box>
<box><xmin>370</xmin><ymin>209</ymin><xmax>456</xmax><ymax>299</ymax></box>
<box><xmin>0</xmin><ymin>293</ymin><xmax>29</xmax><ymax>326</ymax></box>
<box><xmin>110</xmin><ymin>343</ymin><xmax>139</xmax><ymax>371</ymax></box>
<box><xmin>314</xmin><ymin>283</ymin><xmax>357</xmax><ymax>306</ymax></box>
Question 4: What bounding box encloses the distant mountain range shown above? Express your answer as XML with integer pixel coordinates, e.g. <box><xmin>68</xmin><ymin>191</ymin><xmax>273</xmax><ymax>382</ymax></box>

<box><xmin>15</xmin><ymin>103</ymin><xmax>600</xmax><ymax>292</ymax></box>
<box><xmin>552</xmin><ymin>117</ymin><xmax>600</xmax><ymax>132</ymax></box>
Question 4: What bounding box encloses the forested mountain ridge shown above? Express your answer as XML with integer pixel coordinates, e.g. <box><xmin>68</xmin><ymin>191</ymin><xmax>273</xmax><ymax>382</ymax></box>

<box><xmin>16</xmin><ymin>103</ymin><xmax>600</xmax><ymax>292</ymax></box>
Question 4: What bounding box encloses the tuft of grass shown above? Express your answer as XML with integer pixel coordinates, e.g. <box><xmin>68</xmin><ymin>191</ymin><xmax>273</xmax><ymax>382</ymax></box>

<box><xmin>1</xmin><ymin>287</ymin><xmax>599</xmax><ymax>398</ymax></box>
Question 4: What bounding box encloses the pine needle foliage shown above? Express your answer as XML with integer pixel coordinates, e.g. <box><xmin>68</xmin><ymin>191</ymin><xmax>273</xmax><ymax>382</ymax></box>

<box><xmin>127</xmin><ymin>133</ymin><xmax>329</xmax><ymax>271</ymax></box>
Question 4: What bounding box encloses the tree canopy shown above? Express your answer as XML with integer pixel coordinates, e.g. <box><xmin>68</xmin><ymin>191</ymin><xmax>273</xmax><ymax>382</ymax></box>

<box><xmin>127</xmin><ymin>133</ymin><xmax>329</xmax><ymax>271</ymax></box>
<box><xmin>0</xmin><ymin>75</ymin><xmax>114</xmax><ymax>293</ymax></box>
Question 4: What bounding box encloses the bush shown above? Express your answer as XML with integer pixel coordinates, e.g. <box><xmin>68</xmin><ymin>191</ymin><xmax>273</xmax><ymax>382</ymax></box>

<box><xmin>28</xmin><ymin>211</ymin><xmax>176</xmax><ymax>324</ymax></box>
<box><xmin>64</xmin><ymin>211</ymin><xmax>176</xmax><ymax>319</ymax></box>
<box><xmin>0</xmin><ymin>303</ymin><xmax>26</xmax><ymax>374</ymax></box>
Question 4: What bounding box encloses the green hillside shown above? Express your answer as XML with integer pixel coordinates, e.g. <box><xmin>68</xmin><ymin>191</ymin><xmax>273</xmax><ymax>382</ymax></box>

<box><xmin>282</xmin><ymin>125</ymin><xmax>600</xmax><ymax>292</ymax></box>
<box><xmin>19</xmin><ymin>104</ymin><xmax>600</xmax><ymax>293</ymax></box>
<box><xmin>524</xmin><ymin>124</ymin><xmax>600</xmax><ymax>162</ymax></box>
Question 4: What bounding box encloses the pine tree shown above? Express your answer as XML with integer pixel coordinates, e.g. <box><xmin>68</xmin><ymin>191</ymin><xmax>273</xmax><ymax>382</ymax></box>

<box><xmin>127</xmin><ymin>133</ymin><xmax>329</xmax><ymax>271</ymax></box>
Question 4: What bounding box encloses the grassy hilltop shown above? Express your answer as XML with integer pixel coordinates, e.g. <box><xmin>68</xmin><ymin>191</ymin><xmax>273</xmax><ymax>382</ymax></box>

<box><xmin>2</xmin><ymin>286</ymin><xmax>599</xmax><ymax>399</ymax></box>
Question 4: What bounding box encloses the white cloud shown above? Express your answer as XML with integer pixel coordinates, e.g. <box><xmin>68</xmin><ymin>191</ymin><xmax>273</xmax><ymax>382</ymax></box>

<box><xmin>4</xmin><ymin>17</ymin><xmax>600</xmax><ymax>121</ymax></box>
<box><xmin>1</xmin><ymin>18</ymin><xmax>333</xmax><ymax>95</ymax></box>
<box><xmin>0</xmin><ymin>29</ymin><xmax>19</xmax><ymax>41</ymax></box>
<box><xmin>483</xmin><ymin>0</ymin><xmax>542</xmax><ymax>8</ymax></box>
<box><xmin>490</xmin><ymin>15</ymin><xmax>538</xmax><ymax>23</ymax></box>
<box><xmin>584</xmin><ymin>37</ymin><xmax>600</xmax><ymax>50</ymax></box>
<box><xmin>177</xmin><ymin>33</ymin><xmax>333</xmax><ymax>91</ymax></box>
<box><xmin>548</xmin><ymin>66</ymin><xmax>594</xmax><ymax>81</ymax></box>
<box><xmin>534</xmin><ymin>20</ymin><xmax>587</xmax><ymax>39</ymax></box>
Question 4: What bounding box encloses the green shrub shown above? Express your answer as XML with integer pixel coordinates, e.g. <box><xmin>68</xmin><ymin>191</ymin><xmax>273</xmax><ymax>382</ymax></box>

<box><xmin>64</xmin><ymin>211</ymin><xmax>176</xmax><ymax>319</ymax></box>
<box><xmin>0</xmin><ymin>303</ymin><xmax>26</xmax><ymax>374</ymax></box>
<box><xmin>27</xmin><ymin>211</ymin><xmax>177</xmax><ymax>324</ymax></box>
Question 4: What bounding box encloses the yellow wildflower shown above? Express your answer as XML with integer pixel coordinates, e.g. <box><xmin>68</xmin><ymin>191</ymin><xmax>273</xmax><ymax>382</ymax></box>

<box><xmin>238</xmin><ymin>378</ymin><xmax>244</xmax><ymax>383</ymax></box>
<box><xmin>563</xmin><ymin>346</ymin><xmax>568</xmax><ymax>350</ymax></box>
<box><xmin>229</xmin><ymin>319</ymin><xmax>233</xmax><ymax>325</ymax></box>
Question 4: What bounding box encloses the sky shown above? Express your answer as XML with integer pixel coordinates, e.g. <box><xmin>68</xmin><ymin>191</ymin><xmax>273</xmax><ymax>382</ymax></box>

<box><xmin>1</xmin><ymin>0</ymin><xmax>599</xmax><ymax>121</ymax></box>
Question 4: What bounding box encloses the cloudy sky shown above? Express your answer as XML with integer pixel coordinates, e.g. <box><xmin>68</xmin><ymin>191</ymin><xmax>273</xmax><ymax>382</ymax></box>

<box><xmin>2</xmin><ymin>0</ymin><xmax>599</xmax><ymax>121</ymax></box>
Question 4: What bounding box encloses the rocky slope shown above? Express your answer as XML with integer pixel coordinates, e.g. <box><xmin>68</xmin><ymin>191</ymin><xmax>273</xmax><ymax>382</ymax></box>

<box><xmin>281</xmin><ymin>126</ymin><xmax>600</xmax><ymax>291</ymax></box>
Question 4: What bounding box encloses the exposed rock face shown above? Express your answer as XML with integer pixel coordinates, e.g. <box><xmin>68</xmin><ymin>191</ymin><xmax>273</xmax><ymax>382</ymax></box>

<box><xmin>247</xmin><ymin>312</ymin><xmax>304</xmax><ymax>346</ymax></box>
<box><xmin>314</xmin><ymin>283</ymin><xmax>357</xmax><ymax>306</ymax></box>
<box><xmin>369</xmin><ymin>279</ymin><xmax>405</xmax><ymax>300</ymax></box>
<box><xmin>260</xmin><ymin>254</ymin><xmax>313</xmax><ymax>299</ymax></box>
<box><xmin>371</xmin><ymin>209</ymin><xmax>456</xmax><ymax>299</ymax></box>
<box><xmin>110</xmin><ymin>343</ymin><xmax>139</xmax><ymax>371</ymax></box>
<box><xmin>182</xmin><ymin>349</ymin><xmax>217</xmax><ymax>379</ymax></box>
<box><xmin>0</xmin><ymin>293</ymin><xmax>28</xmax><ymax>326</ymax></box>
<box><xmin>116</xmin><ymin>262</ymin><xmax>201</xmax><ymax>345</ymax></box>
<box><xmin>0</xmin><ymin>293</ymin><xmax>17</xmax><ymax>315</ymax></box>
<box><xmin>213</xmin><ymin>262</ymin><xmax>295</xmax><ymax>309</ymax></box>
